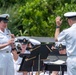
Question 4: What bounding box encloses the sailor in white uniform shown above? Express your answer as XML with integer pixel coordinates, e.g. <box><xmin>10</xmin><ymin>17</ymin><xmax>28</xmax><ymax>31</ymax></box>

<box><xmin>11</xmin><ymin>48</ymin><xmax>23</xmax><ymax>75</ymax></box>
<box><xmin>14</xmin><ymin>37</ymin><xmax>31</xmax><ymax>75</ymax></box>
<box><xmin>55</xmin><ymin>12</ymin><xmax>76</xmax><ymax>75</ymax></box>
<box><xmin>0</xmin><ymin>14</ymin><xmax>14</xmax><ymax>75</ymax></box>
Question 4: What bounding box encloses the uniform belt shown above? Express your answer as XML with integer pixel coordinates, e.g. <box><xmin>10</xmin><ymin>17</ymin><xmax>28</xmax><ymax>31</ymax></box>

<box><xmin>0</xmin><ymin>51</ymin><xmax>11</xmax><ymax>53</ymax></box>
<box><xmin>6</xmin><ymin>51</ymin><xmax>10</xmax><ymax>53</ymax></box>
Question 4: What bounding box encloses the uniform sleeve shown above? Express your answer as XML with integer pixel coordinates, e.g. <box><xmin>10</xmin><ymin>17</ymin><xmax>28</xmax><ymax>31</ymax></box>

<box><xmin>58</xmin><ymin>30</ymin><xmax>66</xmax><ymax>42</ymax></box>
<box><xmin>0</xmin><ymin>36</ymin><xmax>4</xmax><ymax>44</ymax></box>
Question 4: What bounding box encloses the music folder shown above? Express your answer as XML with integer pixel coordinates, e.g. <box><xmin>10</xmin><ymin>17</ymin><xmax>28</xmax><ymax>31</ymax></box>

<box><xmin>28</xmin><ymin>43</ymin><xmax>53</xmax><ymax>59</ymax></box>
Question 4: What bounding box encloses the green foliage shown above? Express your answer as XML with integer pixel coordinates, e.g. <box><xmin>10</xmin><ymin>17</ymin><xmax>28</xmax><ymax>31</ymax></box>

<box><xmin>0</xmin><ymin>0</ymin><xmax>76</xmax><ymax>37</ymax></box>
<box><xmin>0</xmin><ymin>4</ymin><xmax>22</xmax><ymax>36</ymax></box>
<box><xmin>0</xmin><ymin>0</ymin><xmax>26</xmax><ymax>7</ymax></box>
<box><xmin>17</xmin><ymin>0</ymin><xmax>57</xmax><ymax>36</ymax></box>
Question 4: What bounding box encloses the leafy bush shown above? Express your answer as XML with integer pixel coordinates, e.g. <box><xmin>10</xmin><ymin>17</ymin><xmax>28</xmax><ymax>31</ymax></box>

<box><xmin>0</xmin><ymin>0</ymin><xmax>76</xmax><ymax>37</ymax></box>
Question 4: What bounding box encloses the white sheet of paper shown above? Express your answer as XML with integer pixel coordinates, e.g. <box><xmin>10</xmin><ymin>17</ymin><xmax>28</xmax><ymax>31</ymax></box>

<box><xmin>44</xmin><ymin>60</ymin><xmax>65</xmax><ymax>65</ymax></box>
<box><xmin>50</xmin><ymin>60</ymin><xmax>65</xmax><ymax>64</ymax></box>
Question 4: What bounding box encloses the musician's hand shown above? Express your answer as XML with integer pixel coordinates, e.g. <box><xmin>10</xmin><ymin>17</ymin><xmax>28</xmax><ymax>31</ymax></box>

<box><xmin>7</xmin><ymin>38</ymin><xmax>15</xmax><ymax>45</ymax></box>
<box><xmin>51</xmin><ymin>46</ymin><xmax>56</xmax><ymax>50</ymax></box>
<box><xmin>56</xmin><ymin>16</ymin><xmax>62</xmax><ymax>26</ymax></box>
<box><xmin>59</xmin><ymin>49</ymin><xmax>66</xmax><ymax>54</ymax></box>
<box><xmin>10</xmin><ymin>34</ymin><xmax>15</xmax><ymax>38</ymax></box>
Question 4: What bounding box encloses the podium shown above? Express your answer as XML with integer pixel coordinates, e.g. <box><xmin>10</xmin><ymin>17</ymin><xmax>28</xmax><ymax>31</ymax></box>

<box><xmin>19</xmin><ymin>43</ymin><xmax>53</xmax><ymax>74</ymax></box>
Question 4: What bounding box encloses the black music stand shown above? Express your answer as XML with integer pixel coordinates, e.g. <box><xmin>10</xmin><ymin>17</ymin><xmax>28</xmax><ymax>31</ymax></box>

<box><xmin>19</xmin><ymin>43</ymin><xmax>53</xmax><ymax>75</ymax></box>
<box><xmin>18</xmin><ymin>45</ymin><xmax>40</xmax><ymax>72</ymax></box>
<box><xmin>19</xmin><ymin>52</ymin><xmax>32</xmax><ymax>72</ymax></box>
<box><xmin>44</xmin><ymin>63</ymin><xmax>67</xmax><ymax>75</ymax></box>
<box><xmin>29</xmin><ymin>44</ymin><xmax>52</xmax><ymax>75</ymax></box>
<box><xmin>43</xmin><ymin>48</ymin><xmax>67</xmax><ymax>75</ymax></box>
<box><xmin>19</xmin><ymin>53</ymin><xmax>30</xmax><ymax>58</ymax></box>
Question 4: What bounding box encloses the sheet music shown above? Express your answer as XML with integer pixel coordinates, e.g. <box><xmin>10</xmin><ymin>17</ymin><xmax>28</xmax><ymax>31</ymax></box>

<box><xmin>51</xmin><ymin>60</ymin><xmax>65</xmax><ymax>64</ymax></box>
<box><xmin>44</xmin><ymin>60</ymin><xmax>65</xmax><ymax>65</ymax></box>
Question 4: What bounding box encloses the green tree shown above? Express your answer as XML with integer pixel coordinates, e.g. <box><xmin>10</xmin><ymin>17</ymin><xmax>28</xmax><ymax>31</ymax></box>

<box><xmin>0</xmin><ymin>0</ymin><xmax>76</xmax><ymax>37</ymax></box>
<box><xmin>17</xmin><ymin>0</ymin><xmax>76</xmax><ymax>36</ymax></box>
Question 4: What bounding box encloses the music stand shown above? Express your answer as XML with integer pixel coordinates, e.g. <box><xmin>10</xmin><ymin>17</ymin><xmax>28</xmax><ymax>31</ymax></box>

<box><xmin>29</xmin><ymin>44</ymin><xmax>52</xmax><ymax>75</ymax></box>
<box><xmin>43</xmin><ymin>48</ymin><xmax>67</xmax><ymax>75</ymax></box>
<box><xmin>19</xmin><ymin>43</ymin><xmax>53</xmax><ymax>75</ymax></box>
<box><xmin>19</xmin><ymin>53</ymin><xmax>32</xmax><ymax>72</ymax></box>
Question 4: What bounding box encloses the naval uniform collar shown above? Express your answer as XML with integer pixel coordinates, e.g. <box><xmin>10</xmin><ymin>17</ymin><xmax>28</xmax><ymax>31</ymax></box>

<box><xmin>0</xmin><ymin>30</ymin><xmax>4</xmax><ymax>33</ymax></box>
<box><xmin>0</xmin><ymin>29</ymin><xmax>6</xmax><ymax>34</ymax></box>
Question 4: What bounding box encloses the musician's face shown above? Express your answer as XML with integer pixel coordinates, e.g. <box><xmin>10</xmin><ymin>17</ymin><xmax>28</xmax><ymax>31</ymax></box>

<box><xmin>0</xmin><ymin>20</ymin><xmax>7</xmax><ymax>30</ymax></box>
<box><xmin>21</xmin><ymin>44</ymin><xmax>27</xmax><ymax>50</ymax></box>
<box><xmin>59</xmin><ymin>49</ymin><xmax>66</xmax><ymax>54</ymax></box>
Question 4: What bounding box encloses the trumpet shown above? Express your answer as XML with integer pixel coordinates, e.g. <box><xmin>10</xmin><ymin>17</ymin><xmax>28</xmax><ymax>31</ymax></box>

<box><xmin>14</xmin><ymin>41</ymin><xmax>22</xmax><ymax>54</ymax></box>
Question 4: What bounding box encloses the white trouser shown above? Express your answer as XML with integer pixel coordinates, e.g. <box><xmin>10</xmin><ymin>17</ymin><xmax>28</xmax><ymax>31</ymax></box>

<box><xmin>0</xmin><ymin>53</ymin><xmax>14</xmax><ymax>75</ymax></box>
<box><xmin>67</xmin><ymin>56</ymin><xmax>76</xmax><ymax>75</ymax></box>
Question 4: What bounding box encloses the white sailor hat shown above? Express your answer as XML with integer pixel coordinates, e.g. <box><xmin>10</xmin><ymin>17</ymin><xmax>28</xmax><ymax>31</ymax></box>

<box><xmin>16</xmin><ymin>36</ymin><xmax>30</xmax><ymax>41</ymax></box>
<box><xmin>15</xmin><ymin>36</ymin><xmax>30</xmax><ymax>44</ymax></box>
<box><xmin>28</xmin><ymin>39</ymin><xmax>41</xmax><ymax>46</ymax></box>
<box><xmin>0</xmin><ymin>14</ymin><xmax>10</xmax><ymax>22</ymax></box>
<box><xmin>64</xmin><ymin>12</ymin><xmax>76</xmax><ymax>18</ymax></box>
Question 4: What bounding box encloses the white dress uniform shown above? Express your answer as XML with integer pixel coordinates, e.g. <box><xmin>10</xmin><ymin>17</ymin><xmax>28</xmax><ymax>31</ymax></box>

<box><xmin>58</xmin><ymin>12</ymin><xmax>76</xmax><ymax>75</ymax></box>
<box><xmin>11</xmin><ymin>54</ymin><xmax>23</xmax><ymax>75</ymax></box>
<box><xmin>0</xmin><ymin>29</ymin><xmax>14</xmax><ymax>75</ymax></box>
